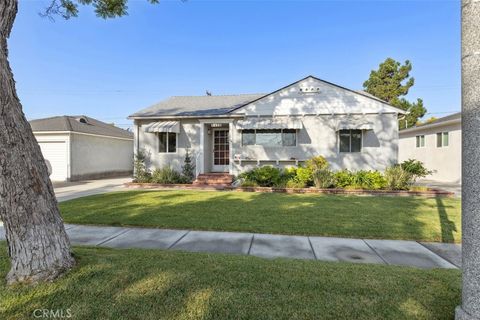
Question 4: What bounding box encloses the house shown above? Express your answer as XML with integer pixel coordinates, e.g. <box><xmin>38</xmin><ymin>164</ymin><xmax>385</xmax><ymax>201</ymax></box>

<box><xmin>399</xmin><ymin>112</ymin><xmax>461</xmax><ymax>183</ymax></box>
<box><xmin>129</xmin><ymin>76</ymin><xmax>405</xmax><ymax>182</ymax></box>
<box><xmin>30</xmin><ymin>115</ymin><xmax>134</xmax><ymax>181</ymax></box>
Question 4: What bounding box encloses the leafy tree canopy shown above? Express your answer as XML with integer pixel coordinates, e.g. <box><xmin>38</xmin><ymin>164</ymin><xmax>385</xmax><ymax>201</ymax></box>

<box><xmin>363</xmin><ymin>58</ymin><xmax>427</xmax><ymax>129</ymax></box>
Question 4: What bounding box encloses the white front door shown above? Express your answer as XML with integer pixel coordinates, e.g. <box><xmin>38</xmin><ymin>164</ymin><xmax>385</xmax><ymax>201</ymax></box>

<box><xmin>211</xmin><ymin>129</ymin><xmax>229</xmax><ymax>172</ymax></box>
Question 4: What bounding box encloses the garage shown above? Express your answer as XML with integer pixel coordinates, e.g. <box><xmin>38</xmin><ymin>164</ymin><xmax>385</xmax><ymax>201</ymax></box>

<box><xmin>37</xmin><ymin>140</ymin><xmax>69</xmax><ymax>181</ymax></box>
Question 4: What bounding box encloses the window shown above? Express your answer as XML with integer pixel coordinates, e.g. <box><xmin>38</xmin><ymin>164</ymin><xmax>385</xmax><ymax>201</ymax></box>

<box><xmin>241</xmin><ymin>129</ymin><xmax>297</xmax><ymax>147</ymax></box>
<box><xmin>339</xmin><ymin>129</ymin><xmax>362</xmax><ymax>153</ymax></box>
<box><xmin>416</xmin><ymin>135</ymin><xmax>425</xmax><ymax>148</ymax></box>
<box><xmin>436</xmin><ymin>132</ymin><xmax>449</xmax><ymax>147</ymax></box>
<box><xmin>158</xmin><ymin>132</ymin><xmax>177</xmax><ymax>153</ymax></box>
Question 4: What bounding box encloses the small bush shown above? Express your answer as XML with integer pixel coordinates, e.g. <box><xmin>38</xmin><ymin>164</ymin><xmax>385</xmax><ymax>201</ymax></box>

<box><xmin>181</xmin><ymin>149</ymin><xmax>196</xmax><ymax>183</ymax></box>
<box><xmin>351</xmin><ymin>170</ymin><xmax>387</xmax><ymax>190</ymax></box>
<box><xmin>295</xmin><ymin>166</ymin><xmax>314</xmax><ymax>187</ymax></box>
<box><xmin>334</xmin><ymin>169</ymin><xmax>355</xmax><ymax>188</ymax></box>
<box><xmin>313</xmin><ymin>168</ymin><xmax>336</xmax><ymax>188</ymax></box>
<box><xmin>151</xmin><ymin>167</ymin><xmax>184</xmax><ymax>184</ymax></box>
<box><xmin>286</xmin><ymin>179</ymin><xmax>307</xmax><ymax>189</ymax></box>
<box><xmin>384</xmin><ymin>166</ymin><xmax>413</xmax><ymax>190</ymax></box>
<box><xmin>305</xmin><ymin>156</ymin><xmax>329</xmax><ymax>171</ymax></box>
<box><xmin>400</xmin><ymin>159</ymin><xmax>432</xmax><ymax>182</ymax></box>
<box><xmin>240</xmin><ymin>180</ymin><xmax>258</xmax><ymax>187</ymax></box>
<box><xmin>239</xmin><ymin>166</ymin><xmax>283</xmax><ymax>187</ymax></box>
<box><xmin>133</xmin><ymin>150</ymin><xmax>151</xmax><ymax>183</ymax></box>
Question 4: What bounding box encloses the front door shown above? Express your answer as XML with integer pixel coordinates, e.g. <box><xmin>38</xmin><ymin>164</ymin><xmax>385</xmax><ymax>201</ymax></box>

<box><xmin>212</xmin><ymin>129</ymin><xmax>229</xmax><ymax>172</ymax></box>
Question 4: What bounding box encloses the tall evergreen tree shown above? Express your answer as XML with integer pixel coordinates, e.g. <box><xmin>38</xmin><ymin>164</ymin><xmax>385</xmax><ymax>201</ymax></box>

<box><xmin>363</xmin><ymin>58</ymin><xmax>427</xmax><ymax>129</ymax></box>
<box><xmin>0</xmin><ymin>0</ymin><xmax>160</xmax><ymax>285</ymax></box>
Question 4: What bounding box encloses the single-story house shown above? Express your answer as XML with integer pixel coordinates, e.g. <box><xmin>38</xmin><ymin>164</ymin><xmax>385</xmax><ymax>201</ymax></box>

<box><xmin>129</xmin><ymin>76</ymin><xmax>405</xmax><ymax>180</ymax></box>
<box><xmin>30</xmin><ymin>115</ymin><xmax>134</xmax><ymax>181</ymax></box>
<box><xmin>399</xmin><ymin>112</ymin><xmax>461</xmax><ymax>183</ymax></box>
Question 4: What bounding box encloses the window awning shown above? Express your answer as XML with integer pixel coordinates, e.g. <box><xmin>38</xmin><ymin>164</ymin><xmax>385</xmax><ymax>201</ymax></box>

<box><xmin>336</xmin><ymin>121</ymin><xmax>373</xmax><ymax>131</ymax></box>
<box><xmin>236</xmin><ymin>118</ymin><xmax>303</xmax><ymax>130</ymax></box>
<box><xmin>144</xmin><ymin>121</ymin><xmax>180</xmax><ymax>133</ymax></box>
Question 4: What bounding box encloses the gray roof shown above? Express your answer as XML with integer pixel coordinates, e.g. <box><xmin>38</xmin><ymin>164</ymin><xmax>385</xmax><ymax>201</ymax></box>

<box><xmin>30</xmin><ymin>115</ymin><xmax>133</xmax><ymax>139</ymax></box>
<box><xmin>129</xmin><ymin>94</ymin><xmax>265</xmax><ymax>117</ymax></box>
<box><xmin>400</xmin><ymin>112</ymin><xmax>461</xmax><ymax>133</ymax></box>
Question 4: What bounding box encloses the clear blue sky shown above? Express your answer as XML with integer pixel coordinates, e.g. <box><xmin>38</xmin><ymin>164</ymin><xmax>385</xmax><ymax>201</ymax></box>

<box><xmin>10</xmin><ymin>0</ymin><xmax>460</xmax><ymax>129</ymax></box>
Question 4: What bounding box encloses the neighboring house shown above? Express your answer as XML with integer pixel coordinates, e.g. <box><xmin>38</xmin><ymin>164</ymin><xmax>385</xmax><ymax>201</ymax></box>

<box><xmin>30</xmin><ymin>115</ymin><xmax>134</xmax><ymax>181</ymax></box>
<box><xmin>399</xmin><ymin>112</ymin><xmax>461</xmax><ymax>183</ymax></box>
<box><xmin>129</xmin><ymin>76</ymin><xmax>405</xmax><ymax>178</ymax></box>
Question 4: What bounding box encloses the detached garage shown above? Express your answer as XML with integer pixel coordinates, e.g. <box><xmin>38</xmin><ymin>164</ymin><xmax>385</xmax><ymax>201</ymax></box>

<box><xmin>30</xmin><ymin>115</ymin><xmax>134</xmax><ymax>181</ymax></box>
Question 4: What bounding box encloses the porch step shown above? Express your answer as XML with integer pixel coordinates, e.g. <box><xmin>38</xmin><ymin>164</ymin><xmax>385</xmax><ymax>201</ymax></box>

<box><xmin>193</xmin><ymin>173</ymin><xmax>234</xmax><ymax>186</ymax></box>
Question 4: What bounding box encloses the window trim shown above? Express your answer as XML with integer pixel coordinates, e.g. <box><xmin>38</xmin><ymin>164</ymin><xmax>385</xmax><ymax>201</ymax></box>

<box><xmin>338</xmin><ymin>129</ymin><xmax>363</xmax><ymax>153</ymax></box>
<box><xmin>436</xmin><ymin>131</ymin><xmax>449</xmax><ymax>148</ymax></box>
<box><xmin>157</xmin><ymin>132</ymin><xmax>178</xmax><ymax>154</ymax></box>
<box><xmin>416</xmin><ymin>135</ymin><xmax>425</xmax><ymax>148</ymax></box>
<box><xmin>241</xmin><ymin>128</ymin><xmax>298</xmax><ymax>147</ymax></box>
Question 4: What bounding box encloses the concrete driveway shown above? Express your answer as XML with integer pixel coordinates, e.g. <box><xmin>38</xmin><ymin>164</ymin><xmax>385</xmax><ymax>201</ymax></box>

<box><xmin>416</xmin><ymin>180</ymin><xmax>462</xmax><ymax>197</ymax></box>
<box><xmin>54</xmin><ymin>177</ymin><xmax>131</xmax><ymax>202</ymax></box>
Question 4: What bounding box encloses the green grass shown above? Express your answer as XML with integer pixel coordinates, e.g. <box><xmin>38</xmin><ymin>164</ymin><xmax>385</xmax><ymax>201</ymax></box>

<box><xmin>0</xmin><ymin>244</ymin><xmax>461</xmax><ymax>320</ymax></box>
<box><xmin>59</xmin><ymin>190</ymin><xmax>461</xmax><ymax>243</ymax></box>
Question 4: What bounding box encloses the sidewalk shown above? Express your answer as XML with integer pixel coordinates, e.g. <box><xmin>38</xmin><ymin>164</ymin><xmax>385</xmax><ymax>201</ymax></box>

<box><xmin>0</xmin><ymin>223</ymin><xmax>460</xmax><ymax>269</ymax></box>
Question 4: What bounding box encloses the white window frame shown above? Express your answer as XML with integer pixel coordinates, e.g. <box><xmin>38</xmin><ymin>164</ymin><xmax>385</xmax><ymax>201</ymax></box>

<box><xmin>436</xmin><ymin>131</ymin><xmax>449</xmax><ymax>148</ymax></box>
<box><xmin>241</xmin><ymin>129</ymin><xmax>298</xmax><ymax>147</ymax></box>
<box><xmin>416</xmin><ymin>135</ymin><xmax>425</xmax><ymax>148</ymax></box>
<box><xmin>338</xmin><ymin>129</ymin><xmax>363</xmax><ymax>153</ymax></box>
<box><xmin>157</xmin><ymin>132</ymin><xmax>178</xmax><ymax>154</ymax></box>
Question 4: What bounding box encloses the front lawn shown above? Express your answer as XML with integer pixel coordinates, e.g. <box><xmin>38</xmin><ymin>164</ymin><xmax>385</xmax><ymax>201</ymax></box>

<box><xmin>59</xmin><ymin>190</ymin><xmax>461</xmax><ymax>242</ymax></box>
<box><xmin>0</xmin><ymin>244</ymin><xmax>460</xmax><ymax>319</ymax></box>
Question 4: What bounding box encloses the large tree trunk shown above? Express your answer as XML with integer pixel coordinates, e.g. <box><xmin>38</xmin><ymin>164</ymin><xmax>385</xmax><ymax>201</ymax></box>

<box><xmin>0</xmin><ymin>0</ymin><xmax>74</xmax><ymax>285</ymax></box>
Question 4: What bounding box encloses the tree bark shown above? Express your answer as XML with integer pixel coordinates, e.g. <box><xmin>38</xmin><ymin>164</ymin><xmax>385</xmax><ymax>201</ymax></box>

<box><xmin>0</xmin><ymin>0</ymin><xmax>75</xmax><ymax>285</ymax></box>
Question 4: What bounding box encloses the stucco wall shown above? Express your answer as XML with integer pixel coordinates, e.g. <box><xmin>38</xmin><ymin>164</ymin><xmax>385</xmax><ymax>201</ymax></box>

<box><xmin>70</xmin><ymin>133</ymin><xmax>133</xmax><ymax>180</ymax></box>
<box><xmin>135</xmin><ymin>119</ymin><xmax>201</xmax><ymax>173</ymax></box>
<box><xmin>399</xmin><ymin>122</ymin><xmax>461</xmax><ymax>183</ymax></box>
<box><xmin>136</xmin><ymin>113</ymin><xmax>398</xmax><ymax>176</ymax></box>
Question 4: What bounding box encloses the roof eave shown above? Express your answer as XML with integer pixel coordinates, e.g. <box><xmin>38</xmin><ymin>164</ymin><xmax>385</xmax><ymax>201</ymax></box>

<box><xmin>399</xmin><ymin>118</ymin><xmax>461</xmax><ymax>134</ymax></box>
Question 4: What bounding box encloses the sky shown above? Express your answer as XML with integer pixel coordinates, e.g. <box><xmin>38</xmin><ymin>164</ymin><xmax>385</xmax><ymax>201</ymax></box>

<box><xmin>10</xmin><ymin>0</ymin><xmax>460</xmax><ymax>130</ymax></box>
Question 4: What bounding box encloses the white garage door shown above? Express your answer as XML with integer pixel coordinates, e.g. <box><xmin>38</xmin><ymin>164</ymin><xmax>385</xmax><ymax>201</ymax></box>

<box><xmin>38</xmin><ymin>141</ymin><xmax>68</xmax><ymax>181</ymax></box>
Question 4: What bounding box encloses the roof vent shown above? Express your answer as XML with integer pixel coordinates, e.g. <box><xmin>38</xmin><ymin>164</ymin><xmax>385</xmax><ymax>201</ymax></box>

<box><xmin>76</xmin><ymin>117</ymin><xmax>88</xmax><ymax>124</ymax></box>
<box><xmin>299</xmin><ymin>87</ymin><xmax>320</xmax><ymax>94</ymax></box>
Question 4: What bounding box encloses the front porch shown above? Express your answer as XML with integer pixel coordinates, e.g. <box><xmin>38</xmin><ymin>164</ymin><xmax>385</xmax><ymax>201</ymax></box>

<box><xmin>197</xmin><ymin>119</ymin><xmax>234</xmax><ymax>176</ymax></box>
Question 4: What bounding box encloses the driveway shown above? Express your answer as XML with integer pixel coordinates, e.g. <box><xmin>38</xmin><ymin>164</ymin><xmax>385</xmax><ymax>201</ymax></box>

<box><xmin>416</xmin><ymin>180</ymin><xmax>462</xmax><ymax>197</ymax></box>
<box><xmin>54</xmin><ymin>177</ymin><xmax>131</xmax><ymax>202</ymax></box>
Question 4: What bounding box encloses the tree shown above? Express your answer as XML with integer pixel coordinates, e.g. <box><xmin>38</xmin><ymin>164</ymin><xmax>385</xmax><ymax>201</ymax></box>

<box><xmin>181</xmin><ymin>149</ymin><xmax>196</xmax><ymax>183</ymax></box>
<box><xmin>0</xmin><ymin>0</ymin><xmax>158</xmax><ymax>285</ymax></box>
<box><xmin>363</xmin><ymin>58</ymin><xmax>427</xmax><ymax>129</ymax></box>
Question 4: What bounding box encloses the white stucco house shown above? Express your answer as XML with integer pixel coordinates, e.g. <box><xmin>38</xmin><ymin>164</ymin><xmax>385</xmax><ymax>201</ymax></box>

<box><xmin>399</xmin><ymin>112</ymin><xmax>461</xmax><ymax>183</ymax></box>
<box><xmin>30</xmin><ymin>115</ymin><xmax>134</xmax><ymax>181</ymax></box>
<box><xmin>129</xmin><ymin>76</ymin><xmax>405</xmax><ymax>181</ymax></box>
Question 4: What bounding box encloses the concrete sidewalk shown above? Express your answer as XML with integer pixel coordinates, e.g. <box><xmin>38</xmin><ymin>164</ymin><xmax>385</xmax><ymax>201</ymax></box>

<box><xmin>0</xmin><ymin>224</ymin><xmax>460</xmax><ymax>269</ymax></box>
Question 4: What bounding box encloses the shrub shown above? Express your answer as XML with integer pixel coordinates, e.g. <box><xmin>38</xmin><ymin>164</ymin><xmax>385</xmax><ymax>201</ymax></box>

<box><xmin>239</xmin><ymin>166</ymin><xmax>283</xmax><ymax>187</ymax></box>
<box><xmin>313</xmin><ymin>168</ymin><xmax>336</xmax><ymax>188</ymax></box>
<box><xmin>400</xmin><ymin>159</ymin><xmax>432</xmax><ymax>182</ymax></box>
<box><xmin>151</xmin><ymin>167</ymin><xmax>184</xmax><ymax>184</ymax></box>
<box><xmin>133</xmin><ymin>150</ymin><xmax>151</xmax><ymax>183</ymax></box>
<box><xmin>286</xmin><ymin>179</ymin><xmax>307</xmax><ymax>189</ymax></box>
<box><xmin>305</xmin><ymin>156</ymin><xmax>329</xmax><ymax>171</ymax></box>
<box><xmin>181</xmin><ymin>149</ymin><xmax>196</xmax><ymax>183</ymax></box>
<box><xmin>295</xmin><ymin>166</ymin><xmax>314</xmax><ymax>187</ymax></box>
<box><xmin>351</xmin><ymin>170</ymin><xmax>387</xmax><ymax>190</ymax></box>
<box><xmin>334</xmin><ymin>169</ymin><xmax>355</xmax><ymax>188</ymax></box>
<box><xmin>240</xmin><ymin>180</ymin><xmax>258</xmax><ymax>187</ymax></box>
<box><xmin>384</xmin><ymin>166</ymin><xmax>413</xmax><ymax>190</ymax></box>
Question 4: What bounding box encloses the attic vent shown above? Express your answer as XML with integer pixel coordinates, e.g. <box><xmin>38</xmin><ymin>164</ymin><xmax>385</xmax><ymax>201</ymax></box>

<box><xmin>76</xmin><ymin>117</ymin><xmax>88</xmax><ymax>124</ymax></box>
<box><xmin>299</xmin><ymin>87</ymin><xmax>320</xmax><ymax>93</ymax></box>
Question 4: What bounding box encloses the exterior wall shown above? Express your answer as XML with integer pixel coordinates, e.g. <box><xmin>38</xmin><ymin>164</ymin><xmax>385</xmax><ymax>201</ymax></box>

<box><xmin>70</xmin><ymin>133</ymin><xmax>133</xmax><ymax>181</ymax></box>
<box><xmin>135</xmin><ymin>119</ymin><xmax>202</xmax><ymax>173</ymax></box>
<box><xmin>231</xmin><ymin>114</ymin><xmax>398</xmax><ymax>175</ymax></box>
<box><xmin>399</xmin><ymin>122</ymin><xmax>461</xmax><ymax>183</ymax></box>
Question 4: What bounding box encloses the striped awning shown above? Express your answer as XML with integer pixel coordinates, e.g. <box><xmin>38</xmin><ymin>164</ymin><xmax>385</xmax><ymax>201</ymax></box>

<box><xmin>236</xmin><ymin>118</ymin><xmax>303</xmax><ymax>130</ymax></box>
<box><xmin>144</xmin><ymin>121</ymin><xmax>180</xmax><ymax>133</ymax></box>
<box><xmin>336</xmin><ymin>120</ymin><xmax>373</xmax><ymax>131</ymax></box>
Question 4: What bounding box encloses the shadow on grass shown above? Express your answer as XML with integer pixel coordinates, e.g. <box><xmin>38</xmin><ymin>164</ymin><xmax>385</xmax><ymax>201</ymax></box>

<box><xmin>435</xmin><ymin>197</ymin><xmax>458</xmax><ymax>243</ymax></box>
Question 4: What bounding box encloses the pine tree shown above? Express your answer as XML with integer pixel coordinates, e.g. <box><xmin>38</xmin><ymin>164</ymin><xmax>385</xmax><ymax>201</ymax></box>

<box><xmin>182</xmin><ymin>149</ymin><xmax>196</xmax><ymax>183</ymax></box>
